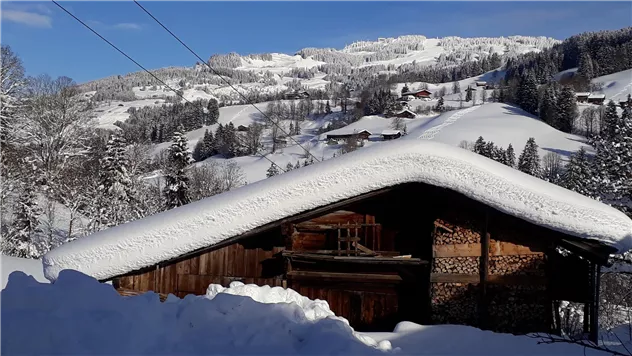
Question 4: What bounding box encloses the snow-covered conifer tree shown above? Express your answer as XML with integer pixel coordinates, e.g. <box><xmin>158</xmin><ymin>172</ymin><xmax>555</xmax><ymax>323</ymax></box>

<box><xmin>539</xmin><ymin>85</ymin><xmax>559</xmax><ymax>127</ymax></box>
<box><xmin>207</xmin><ymin>98</ymin><xmax>220</xmax><ymax>125</ymax></box>
<box><xmin>556</xmin><ymin>86</ymin><xmax>578</xmax><ymax>133</ymax></box>
<box><xmin>517</xmin><ymin>137</ymin><xmax>541</xmax><ymax>177</ymax></box>
<box><xmin>435</xmin><ymin>97</ymin><xmax>445</xmax><ymax>112</ymax></box>
<box><xmin>164</xmin><ymin>126</ymin><xmax>192</xmax><ymax>209</ymax></box>
<box><xmin>505</xmin><ymin>143</ymin><xmax>516</xmax><ymax>168</ymax></box>
<box><xmin>96</xmin><ymin>132</ymin><xmax>134</xmax><ymax>227</ymax></box>
<box><xmin>266</xmin><ymin>163</ymin><xmax>279</xmax><ymax>178</ymax></box>
<box><xmin>517</xmin><ymin>73</ymin><xmax>539</xmax><ymax>115</ymax></box>
<box><xmin>473</xmin><ymin>136</ymin><xmax>486</xmax><ymax>154</ymax></box>
<box><xmin>563</xmin><ymin>147</ymin><xmax>593</xmax><ymax>196</ymax></box>
<box><xmin>3</xmin><ymin>185</ymin><xmax>42</xmax><ymax>258</ymax></box>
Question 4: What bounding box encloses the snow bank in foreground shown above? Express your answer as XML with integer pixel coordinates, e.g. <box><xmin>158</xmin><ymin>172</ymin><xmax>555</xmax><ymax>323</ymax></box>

<box><xmin>1</xmin><ymin>270</ymin><xmax>387</xmax><ymax>355</ymax></box>
<box><xmin>43</xmin><ymin>140</ymin><xmax>632</xmax><ymax>282</ymax></box>
<box><xmin>206</xmin><ymin>282</ymin><xmax>336</xmax><ymax>322</ymax></box>
<box><xmin>364</xmin><ymin>321</ymin><xmax>614</xmax><ymax>355</ymax></box>
<box><xmin>205</xmin><ymin>282</ymin><xmax>391</xmax><ymax>350</ymax></box>
<box><xmin>1</xmin><ymin>255</ymin><xmax>48</xmax><ymax>289</ymax></box>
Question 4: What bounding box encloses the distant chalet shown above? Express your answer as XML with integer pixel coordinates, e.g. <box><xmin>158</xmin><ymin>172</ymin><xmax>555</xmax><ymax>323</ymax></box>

<box><xmin>402</xmin><ymin>89</ymin><xmax>432</xmax><ymax>100</ymax></box>
<box><xmin>394</xmin><ymin>109</ymin><xmax>417</xmax><ymax>119</ymax></box>
<box><xmin>587</xmin><ymin>94</ymin><xmax>606</xmax><ymax>105</ymax></box>
<box><xmin>576</xmin><ymin>92</ymin><xmax>607</xmax><ymax>105</ymax></box>
<box><xmin>284</xmin><ymin>90</ymin><xmax>310</xmax><ymax>100</ymax></box>
<box><xmin>326</xmin><ymin>129</ymin><xmax>372</xmax><ymax>141</ymax></box>
<box><xmin>381</xmin><ymin>130</ymin><xmax>402</xmax><ymax>140</ymax></box>
<box><xmin>575</xmin><ymin>92</ymin><xmax>590</xmax><ymax>103</ymax></box>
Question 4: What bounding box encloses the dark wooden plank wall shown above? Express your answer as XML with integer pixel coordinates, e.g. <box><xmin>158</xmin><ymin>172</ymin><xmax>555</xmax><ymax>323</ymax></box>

<box><xmin>117</xmin><ymin>242</ymin><xmax>285</xmax><ymax>298</ymax></box>
<box><xmin>292</xmin><ymin>281</ymin><xmax>400</xmax><ymax>331</ymax></box>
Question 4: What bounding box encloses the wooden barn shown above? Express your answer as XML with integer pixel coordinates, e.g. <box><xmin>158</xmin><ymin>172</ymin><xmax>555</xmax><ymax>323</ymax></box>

<box><xmin>575</xmin><ymin>92</ymin><xmax>590</xmax><ymax>103</ymax></box>
<box><xmin>587</xmin><ymin>93</ymin><xmax>606</xmax><ymax>105</ymax></box>
<box><xmin>43</xmin><ymin>141</ymin><xmax>632</xmax><ymax>342</ymax></box>
<box><xmin>326</xmin><ymin>130</ymin><xmax>372</xmax><ymax>141</ymax></box>
<box><xmin>394</xmin><ymin>109</ymin><xmax>417</xmax><ymax>119</ymax></box>
<box><xmin>381</xmin><ymin>130</ymin><xmax>402</xmax><ymax>140</ymax></box>
<box><xmin>402</xmin><ymin>89</ymin><xmax>432</xmax><ymax>99</ymax></box>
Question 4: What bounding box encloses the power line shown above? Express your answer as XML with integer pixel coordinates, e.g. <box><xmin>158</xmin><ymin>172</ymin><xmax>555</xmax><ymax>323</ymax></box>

<box><xmin>51</xmin><ymin>0</ymin><xmax>286</xmax><ymax>173</ymax></box>
<box><xmin>132</xmin><ymin>0</ymin><xmax>321</xmax><ymax>164</ymax></box>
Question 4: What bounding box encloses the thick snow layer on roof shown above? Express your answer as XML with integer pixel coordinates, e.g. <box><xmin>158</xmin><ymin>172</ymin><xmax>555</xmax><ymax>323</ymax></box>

<box><xmin>381</xmin><ymin>130</ymin><xmax>402</xmax><ymax>136</ymax></box>
<box><xmin>43</xmin><ymin>140</ymin><xmax>632</xmax><ymax>282</ymax></box>
<box><xmin>589</xmin><ymin>93</ymin><xmax>606</xmax><ymax>99</ymax></box>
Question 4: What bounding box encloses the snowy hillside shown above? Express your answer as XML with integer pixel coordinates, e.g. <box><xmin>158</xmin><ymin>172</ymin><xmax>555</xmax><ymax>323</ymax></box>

<box><xmin>591</xmin><ymin>68</ymin><xmax>632</xmax><ymax>102</ymax></box>
<box><xmin>406</xmin><ymin>103</ymin><xmax>590</xmax><ymax>158</ymax></box>
<box><xmin>158</xmin><ymin>101</ymin><xmax>588</xmax><ymax>184</ymax></box>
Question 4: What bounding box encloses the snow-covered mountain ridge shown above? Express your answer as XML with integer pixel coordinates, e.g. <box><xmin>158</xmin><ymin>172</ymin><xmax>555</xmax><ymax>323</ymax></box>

<box><xmin>219</xmin><ymin>34</ymin><xmax>560</xmax><ymax>72</ymax></box>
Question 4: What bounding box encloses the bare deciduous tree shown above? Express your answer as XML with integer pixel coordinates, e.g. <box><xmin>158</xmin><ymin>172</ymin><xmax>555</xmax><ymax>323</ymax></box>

<box><xmin>391</xmin><ymin>117</ymin><xmax>405</xmax><ymax>130</ymax></box>
<box><xmin>19</xmin><ymin>75</ymin><xmax>94</xmax><ymax>186</ymax></box>
<box><xmin>541</xmin><ymin>152</ymin><xmax>564</xmax><ymax>184</ymax></box>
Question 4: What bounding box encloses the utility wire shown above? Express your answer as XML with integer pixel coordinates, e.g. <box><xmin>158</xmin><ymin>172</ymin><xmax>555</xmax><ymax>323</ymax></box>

<box><xmin>132</xmin><ymin>0</ymin><xmax>321</xmax><ymax>163</ymax></box>
<box><xmin>52</xmin><ymin>0</ymin><xmax>286</xmax><ymax>173</ymax></box>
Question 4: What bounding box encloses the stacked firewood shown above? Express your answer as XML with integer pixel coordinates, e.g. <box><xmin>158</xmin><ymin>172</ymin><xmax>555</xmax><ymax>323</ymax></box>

<box><xmin>433</xmin><ymin>218</ymin><xmax>480</xmax><ymax>245</ymax></box>
<box><xmin>487</xmin><ymin>284</ymin><xmax>549</xmax><ymax>333</ymax></box>
<box><xmin>489</xmin><ymin>255</ymin><xmax>545</xmax><ymax>276</ymax></box>
<box><xmin>432</xmin><ymin>256</ymin><xmax>480</xmax><ymax>274</ymax></box>
<box><xmin>431</xmin><ymin>283</ymin><xmax>478</xmax><ymax>325</ymax></box>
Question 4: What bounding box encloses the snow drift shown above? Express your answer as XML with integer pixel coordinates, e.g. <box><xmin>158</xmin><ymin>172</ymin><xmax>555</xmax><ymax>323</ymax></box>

<box><xmin>1</xmin><ymin>270</ymin><xmax>388</xmax><ymax>355</ymax></box>
<box><xmin>1</xmin><ymin>255</ymin><xmax>48</xmax><ymax>289</ymax></box>
<box><xmin>43</xmin><ymin>140</ymin><xmax>632</xmax><ymax>282</ymax></box>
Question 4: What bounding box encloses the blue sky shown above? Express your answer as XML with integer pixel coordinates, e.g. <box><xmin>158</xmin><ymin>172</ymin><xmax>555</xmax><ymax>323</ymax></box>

<box><xmin>2</xmin><ymin>1</ymin><xmax>631</xmax><ymax>83</ymax></box>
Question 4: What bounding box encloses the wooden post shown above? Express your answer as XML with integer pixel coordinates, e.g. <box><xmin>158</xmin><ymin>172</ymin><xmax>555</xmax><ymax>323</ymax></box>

<box><xmin>584</xmin><ymin>262</ymin><xmax>593</xmax><ymax>335</ymax></box>
<box><xmin>589</xmin><ymin>263</ymin><xmax>600</xmax><ymax>343</ymax></box>
<box><xmin>337</xmin><ymin>223</ymin><xmax>341</xmax><ymax>256</ymax></box>
<box><xmin>479</xmin><ymin>210</ymin><xmax>490</xmax><ymax>329</ymax></box>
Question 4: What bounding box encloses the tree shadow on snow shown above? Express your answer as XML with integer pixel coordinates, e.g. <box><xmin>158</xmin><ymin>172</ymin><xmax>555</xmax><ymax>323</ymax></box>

<box><xmin>541</xmin><ymin>147</ymin><xmax>576</xmax><ymax>158</ymax></box>
<box><xmin>501</xmin><ymin>105</ymin><xmax>538</xmax><ymax>120</ymax></box>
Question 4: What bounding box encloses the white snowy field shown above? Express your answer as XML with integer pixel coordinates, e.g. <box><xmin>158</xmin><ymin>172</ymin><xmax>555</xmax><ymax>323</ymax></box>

<box><xmin>1</xmin><ymin>270</ymin><xmax>622</xmax><ymax>355</ymax></box>
<box><xmin>592</xmin><ymin>68</ymin><xmax>632</xmax><ymax>102</ymax></box>
<box><xmin>406</xmin><ymin>102</ymin><xmax>590</xmax><ymax>159</ymax></box>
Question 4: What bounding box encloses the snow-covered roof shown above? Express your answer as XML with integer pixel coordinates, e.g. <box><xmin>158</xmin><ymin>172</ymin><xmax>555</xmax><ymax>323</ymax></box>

<box><xmin>588</xmin><ymin>94</ymin><xmax>606</xmax><ymax>99</ymax></box>
<box><xmin>575</xmin><ymin>92</ymin><xmax>591</xmax><ymax>97</ymax></box>
<box><xmin>42</xmin><ymin>140</ymin><xmax>632</xmax><ymax>282</ymax></box>
<box><xmin>395</xmin><ymin>109</ymin><xmax>417</xmax><ymax>116</ymax></box>
<box><xmin>326</xmin><ymin>129</ymin><xmax>371</xmax><ymax>136</ymax></box>
<box><xmin>381</xmin><ymin>130</ymin><xmax>402</xmax><ymax>136</ymax></box>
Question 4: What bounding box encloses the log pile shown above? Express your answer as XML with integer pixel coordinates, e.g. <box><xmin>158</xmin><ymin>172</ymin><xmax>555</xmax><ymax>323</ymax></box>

<box><xmin>433</xmin><ymin>218</ymin><xmax>480</xmax><ymax>245</ymax></box>
<box><xmin>489</xmin><ymin>255</ymin><xmax>545</xmax><ymax>276</ymax></box>
<box><xmin>432</xmin><ymin>256</ymin><xmax>480</xmax><ymax>274</ymax></box>
<box><xmin>487</xmin><ymin>284</ymin><xmax>549</xmax><ymax>333</ymax></box>
<box><xmin>431</xmin><ymin>283</ymin><xmax>478</xmax><ymax>326</ymax></box>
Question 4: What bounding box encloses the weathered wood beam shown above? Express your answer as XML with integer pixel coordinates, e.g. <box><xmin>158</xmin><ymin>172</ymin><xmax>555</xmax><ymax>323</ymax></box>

<box><xmin>287</xmin><ymin>270</ymin><xmax>402</xmax><ymax>283</ymax></box>
<box><xmin>282</xmin><ymin>251</ymin><xmax>428</xmax><ymax>265</ymax></box>
<box><xmin>430</xmin><ymin>273</ymin><xmax>546</xmax><ymax>285</ymax></box>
